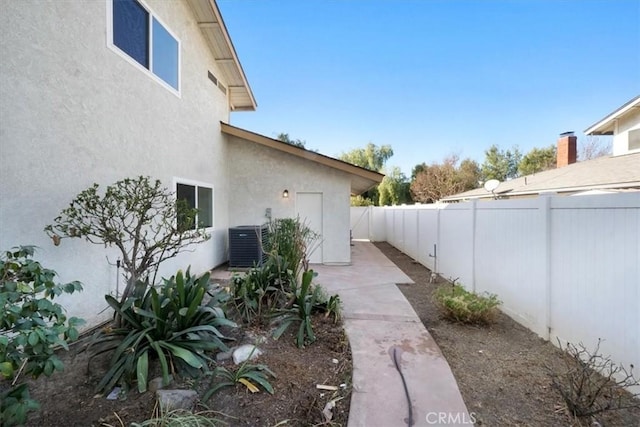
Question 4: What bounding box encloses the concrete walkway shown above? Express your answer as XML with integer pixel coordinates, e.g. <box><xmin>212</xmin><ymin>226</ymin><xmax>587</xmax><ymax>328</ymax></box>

<box><xmin>313</xmin><ymin>242</ymin><xmax>471</xmax><ymax>427</ymax></box>
<box><xmin>212</xmin><ymin>241</ymin><xmax>471</xmax><ymax>426</ymax></box>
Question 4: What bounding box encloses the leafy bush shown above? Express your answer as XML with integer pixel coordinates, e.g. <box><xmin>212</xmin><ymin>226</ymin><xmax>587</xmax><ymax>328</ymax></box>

<box><xmin>88</xmin><ymin>269</ymin><xmax>235</xmax><ymax>394</ymax></box>
<box><xmin>0</xmin><ymin>246</ymin><xmax>84</xmax><ymax>426</ymax></box>
<box><xmin>230</xmin><ymin>255</ymin><xmax>293</xmax><ymax>324</ymax></box>
<box><xmin>265</xmin><ymin>217</ymin><xmax>320</xmax><ymax>278</ymax></box>
<box><xmin>434</xmin><ymin>283</ymin><xmax>500</xmax><ymax>324</ymax></box>
<box><xmin>548</xmin><ymin>339</ymin><xmax>640</xmax><ymax>419</ymax></box>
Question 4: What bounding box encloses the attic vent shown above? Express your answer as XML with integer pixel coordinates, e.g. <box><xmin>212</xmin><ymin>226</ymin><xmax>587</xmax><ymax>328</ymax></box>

<box><xmin>208</xmin><ymin>71</ymin><xmax>227</xmax><ymax>95</ymax></box>
<box><xmin>228</xmin><ymin>225</ymin><xmax>268</xmax><ymax>268</ymax></box>
<box><xmin>207</xmin><ymin>71</ymin><xmax>218</xmax><ymax>85</ymax></box>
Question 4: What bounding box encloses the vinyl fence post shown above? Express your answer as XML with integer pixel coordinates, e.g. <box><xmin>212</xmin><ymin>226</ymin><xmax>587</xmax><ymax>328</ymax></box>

<box><xmin>542</xmin><ymin>194</ymin><xmax>552</xmax><ymax>341</ymax></box>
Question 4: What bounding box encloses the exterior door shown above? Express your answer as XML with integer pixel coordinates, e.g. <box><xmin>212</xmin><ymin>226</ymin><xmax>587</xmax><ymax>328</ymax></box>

<box><xmin>296</xmin><ymin>192</ymin><xmax>323</xmax><ymax>264</ymax></box>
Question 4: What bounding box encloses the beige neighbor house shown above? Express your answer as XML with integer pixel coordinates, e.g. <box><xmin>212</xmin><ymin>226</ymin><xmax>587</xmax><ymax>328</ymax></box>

<box><xmin>442</xmin><ymin>96</ymin><xmax>640</xmax><ymax>202</ymax></box>
<box><xmin>0</xmin><ymin>0</ymin><xmax>382</xmax><ymax>327</ymax></box>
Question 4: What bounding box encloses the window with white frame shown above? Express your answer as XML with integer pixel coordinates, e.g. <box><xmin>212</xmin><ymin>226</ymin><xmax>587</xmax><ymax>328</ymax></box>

<box><xmin>110</xmin><ymin>0</ymin><xmax>180</xmax><ymax>91</ymax></box>
<box><xmin>629</xmin><ymin>129</ymin><xmax>640</xmax><ymax>151</ymax></box>
<box><xmin>176</xmin><ymin>183</ymin><xmax>213</xmax><ymax>229</ymax></box>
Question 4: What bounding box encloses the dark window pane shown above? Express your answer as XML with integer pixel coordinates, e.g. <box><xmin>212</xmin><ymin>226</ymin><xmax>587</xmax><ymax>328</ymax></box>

<box><xmin>113</xmin><ymin>0</ymin><xmax>149</xmax><ymax>68</ymax></box>
<box><xmin>176</xmin><ymin>184</ymin><xmax>196</xmax><ymax>230</ymax></box>
<box><xmin>152</xmin><ymin>18</ymin><xmax>179</xmax><ymax>89</ymax></box>
<box><xmin>197</xmin><ymin>187</ymin><xmax>213</xmax><ymax>228</ymax></box>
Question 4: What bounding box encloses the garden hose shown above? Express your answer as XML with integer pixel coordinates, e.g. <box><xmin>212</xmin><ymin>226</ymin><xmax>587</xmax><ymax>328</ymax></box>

<box><xmin>393</xmin><ymin>346</ymin><xmax>414</xmax><ymax>426</ymax></box>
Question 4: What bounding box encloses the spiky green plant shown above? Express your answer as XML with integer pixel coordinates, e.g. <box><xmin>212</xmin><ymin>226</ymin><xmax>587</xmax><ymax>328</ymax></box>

<box><xmin>88</xmin><ymin>269</ymin><xmax>235</xmax><ymax>394</ymax></box>
<box><xmin>203</xmin><ymin>350</ymin><xmax>275</xmax><ymax>401</ymax></box>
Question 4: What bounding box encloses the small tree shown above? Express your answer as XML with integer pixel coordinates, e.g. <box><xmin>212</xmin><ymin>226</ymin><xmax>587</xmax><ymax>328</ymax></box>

<box><xmin>410</xmin><ymin>155</ymin><xmax>480</xmax><ymax>203</ymax></box>
<box><xmin>44</xmin><ymin>176</ymin><xmax>210</xmax><ymax>303</ymax></box>
<box><xmin>518</xmin><ymin>145</ymin><xmax>557</xmax><ymax>176</ymax></box>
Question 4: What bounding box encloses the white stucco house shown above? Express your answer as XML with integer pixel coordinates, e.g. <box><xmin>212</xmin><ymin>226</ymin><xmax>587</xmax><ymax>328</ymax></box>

<box><xmin>585</xmin><ymin>95</ymin><xmax>640</xmax><ymax>156</ymax></box>
<box><xmin>0</xmin><ymin>0</ymin><xmax>382</xmax><ymax>327</ymax></box>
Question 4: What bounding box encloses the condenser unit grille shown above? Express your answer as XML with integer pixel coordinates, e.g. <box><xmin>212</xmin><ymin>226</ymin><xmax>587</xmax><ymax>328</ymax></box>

<box><xmin>228</xmin><ymin>225</ymin><xmax>268</xmax><ymax>268</ymax></box>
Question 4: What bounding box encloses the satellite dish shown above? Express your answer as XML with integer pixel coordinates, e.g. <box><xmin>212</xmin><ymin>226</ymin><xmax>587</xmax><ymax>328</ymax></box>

<box><xmin>483</xmin><ymin>179</ymin><xmax>500</xmax><ymax>192</ymax></box>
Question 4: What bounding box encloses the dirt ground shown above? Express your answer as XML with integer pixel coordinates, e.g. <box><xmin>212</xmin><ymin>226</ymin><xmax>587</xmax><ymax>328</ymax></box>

<box><xmin>24</xmin><ymin>313</ymin><xmax>352</xmax><ymax>427</ymax></box>
<box><xmin>375</xmin><ymin>241</ymin><xmax>640</xmax><ymax>427</ymax></box>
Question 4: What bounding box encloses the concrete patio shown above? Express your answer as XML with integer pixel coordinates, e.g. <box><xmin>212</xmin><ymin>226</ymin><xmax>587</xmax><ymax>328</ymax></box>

<box><xmin>213</xmin><ymin>241</ymin><xmax>471</xmax><ymax>426</ymax></box>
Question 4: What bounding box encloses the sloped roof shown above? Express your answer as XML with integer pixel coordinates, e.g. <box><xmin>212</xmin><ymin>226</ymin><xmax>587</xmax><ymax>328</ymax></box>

<box><xmin>441</xmin><ymin>152</ymin><xmax>640</xmax><ymax>202</ymax></box>
<box><xmin>187</xmin><ymin>0</ymin><xmax>256</xmax><ymax>111</ymax></box>
<box><xmin>221</xmin><ymin>123</ymin><xmax>384</xmax><ymax>195</ymax></box>
<box><xmin>584</xmin><ymin>95</ymin><xmax>640</xmax><ymax>135</ymax></box>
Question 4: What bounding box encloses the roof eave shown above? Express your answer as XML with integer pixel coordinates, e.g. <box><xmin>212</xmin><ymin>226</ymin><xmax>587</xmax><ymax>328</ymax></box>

<box><xmin>220</xmin><ymin>122</ymin><xmax>384</xmax><ymax>195</ymax></box>
<box><xmin>187</xmin><ymin>0</ymin><xmax>257</xmax><ymax>111</ymax></box>
<box><xmin>442</xmin><ymin>181</ymin><xmax>640</xmax><ymax>202</ymax></box>
<box><xmin>584</xmin><ymin>95</ymin><xmax>640</xmax><ymax>135</ymax></box>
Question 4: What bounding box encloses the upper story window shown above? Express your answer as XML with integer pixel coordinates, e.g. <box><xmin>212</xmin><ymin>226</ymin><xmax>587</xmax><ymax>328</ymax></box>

<box><xmin>110</xmin><ymin>0</ymin><xmax>180</xmax><ymax>92</ymax></box>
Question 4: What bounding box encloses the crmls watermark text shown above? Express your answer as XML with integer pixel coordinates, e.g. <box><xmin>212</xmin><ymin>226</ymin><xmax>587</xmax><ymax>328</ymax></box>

<box><xmin>425</xmin><ymin>412</ymin><xmax>477</xmax><ymax>425</ymax></box>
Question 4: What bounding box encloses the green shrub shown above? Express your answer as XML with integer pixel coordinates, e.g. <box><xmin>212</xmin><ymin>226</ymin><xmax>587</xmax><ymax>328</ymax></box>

<box><xmin>230</xmin><ymin>255</ymin><xmax>293</xmax><ymax>324</ymax></box>
<box><xmin>272</xmin><ymin>270</ymin><xmax>321</xmax><ymax>348</ymax></box>
<box><xmin>434</xmin><ymin>283</ymin><xmax>500</xmax><ymax>324</ymax></box>
<box><xmin>0</xmin><ymin>246</ymin><xmax>84</xmax><ymax>426</ymax></box>
<box><xmin>203</xmin><ymin>352</ymin><xmax>275</xmax><ymax>401</ymax></box>
<box><xmin>89</xmin><ymin>269</ymin><xmax>235</xmax><ymax>394</ymax></box>
<box><xmin>265</xmin><ymin>217</ymin><xmax>320</xmax><ymax>277</ymax></box>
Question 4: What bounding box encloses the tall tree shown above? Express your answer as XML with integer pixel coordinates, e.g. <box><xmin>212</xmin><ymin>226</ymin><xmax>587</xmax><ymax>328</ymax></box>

<box><xmin>276</xmin><ymin>132</ymin><xmax>306</xmax><ymax>149</ymax></box>
<box><xmin>339</xmin><ymin>143</ymin><xmax>393</xmax><ymax>172</ymax></box>
<box><xmin>378</xmin><ymin>166</ymin><xmax>412</xmax><ymax>206</ymax></box>
<box><xmin>340</xmin><ymin>143</ymin><xmax>394</xmax><ymax>205</ymax></box>
<box><xmin>578</xmin><ymin>136</ymin><xmax>611</xmax><ymax>161</ymax></box>
<box><xmin>518</xmin><ymin>145</ymin><xmax>556</xmax><ymax>176</ymax></box>
<box><xmin>481</xmin><ymin>145</ymin><xmax>522</xmax><ymax>181</ymax></box>
<box><xmin>410</xmin><ymin>155</ymin><xmax>480</xmax><ymax>203</ymax></box>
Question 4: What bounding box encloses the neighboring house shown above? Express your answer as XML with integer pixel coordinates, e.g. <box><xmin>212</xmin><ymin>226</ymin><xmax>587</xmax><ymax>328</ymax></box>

<box><xmin>584</xmin><ymin>95</ymin><xmax>640</xmax><ymax>156</ymax></box>
<box><xmin>0</xmin><ymin>0</ymin><xmax>382</xmax><ymax>326</ymax></box>
<box><xmin>442</xmin><ymin>97</ymin><xmax>640</xmax><ymax>202</ymax></box>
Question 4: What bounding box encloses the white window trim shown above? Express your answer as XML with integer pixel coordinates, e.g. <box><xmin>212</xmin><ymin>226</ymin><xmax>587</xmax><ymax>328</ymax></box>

<box><xmin>106</xmin><ymin>0</ymin><xmax>182</xmax><ymax>97</ymax></box>
<box><xmin>174</xmin><ymin>177</ymin><xmax>214</xmax><ymax>230</ymax></box>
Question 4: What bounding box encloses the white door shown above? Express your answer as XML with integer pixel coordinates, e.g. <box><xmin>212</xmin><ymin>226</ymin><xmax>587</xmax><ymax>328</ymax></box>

<box><xmin>296</xmin><ymin>192</ymin><xmax>323</xmax><ymax>264</ymax></box>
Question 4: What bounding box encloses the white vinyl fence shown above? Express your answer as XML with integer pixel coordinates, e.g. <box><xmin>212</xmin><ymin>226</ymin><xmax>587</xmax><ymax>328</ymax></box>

<box><xmin>351</xmin><ymin>193</ymin><xmax>640</xmax><ymax>380</ymax></box>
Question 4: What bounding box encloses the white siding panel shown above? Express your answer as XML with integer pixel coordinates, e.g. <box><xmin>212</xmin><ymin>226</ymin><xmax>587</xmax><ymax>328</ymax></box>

<box><xmin>474</xmin><ymin>200</ymin><xmax>547</xmax><ymax>336</ymax></box>
<box><xmin>439</xmin><ymin>204</ymin><xmax>473</xmax><ymax>286</ymax></box>
<box><xmin>403</xmin><ymin>209</ymin><xmax>419</xmax><ymax>261</ymax></box>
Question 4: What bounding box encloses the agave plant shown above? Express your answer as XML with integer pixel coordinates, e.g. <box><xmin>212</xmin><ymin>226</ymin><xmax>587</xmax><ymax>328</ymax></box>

<box><xmin>203</xmin><ymin>351</ymin><xmax>276</xmax><ymax>402</ymax></box>
<box><xmin>231</xmin><ymin>254</ymin><xmax>294</xmax><ymax>324</ymax></box>
<box><xmin>272</xmin><ymin>270</ymin><xmax>321</xmax><ymax>348</ymax></box>
<box><xmin>88</xmin><ymin>269</ymin><xmax>236</xmax><ymax>394</ymax></box>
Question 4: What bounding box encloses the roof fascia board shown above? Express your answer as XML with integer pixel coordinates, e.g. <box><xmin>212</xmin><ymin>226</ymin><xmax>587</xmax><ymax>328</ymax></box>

<box><xmin>190</xmin><ymin>0</ymin><xmax>257</xmax><ymax>110</ymax></box>
<box><xmin>442</xmin><ymin>181</ymin><xmax>640</xmax><ymax>201</ymax></box>
<box><xmin>220</xmin><ymin>122</ymin><xmax>385</xmax><ymax>183</ymax></box>
<box><xmin>584</xmin><ymin>95</ymin><xmax>640</xmax><ymax>135</ymax></box>
<box><xmin>207</xmin><ymin>0</ymin><xmax>256</xmax><ymax>109</ymax></box>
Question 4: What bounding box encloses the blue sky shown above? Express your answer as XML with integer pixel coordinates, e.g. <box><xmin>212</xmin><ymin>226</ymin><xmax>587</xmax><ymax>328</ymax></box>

<box><xmin>218</xmin><ymin>0</ymin><xmax>640</xmax><ymax>176</ymax></box>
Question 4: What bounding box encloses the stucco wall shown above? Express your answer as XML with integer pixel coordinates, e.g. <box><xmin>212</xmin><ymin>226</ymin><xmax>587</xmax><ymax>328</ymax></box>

<box><xmin>226</xmin><ymin>136</ymin><xmax>352</xmax><ymax>265</ymax></box>
<box><xmin>0</xmin><ymin>0</ymin><xmax>234</xmax><ymax>326</ymax></box>
<box><xmin>613</xmin><ymin>108</ymin><xmax>640</xmax><ymax>155</ymax></box>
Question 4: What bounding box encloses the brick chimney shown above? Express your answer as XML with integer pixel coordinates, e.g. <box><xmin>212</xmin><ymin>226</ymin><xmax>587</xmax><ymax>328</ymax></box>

<box><xmin>557</xmin><ymin>131</ymin><xmax>577</xmax><ymax>168</ymax></box>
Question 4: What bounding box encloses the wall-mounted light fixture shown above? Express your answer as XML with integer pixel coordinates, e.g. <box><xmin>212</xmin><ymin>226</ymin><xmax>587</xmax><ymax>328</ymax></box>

<box><xmin>282</xmin><ymin>189</ymin><xmax>289</xmax><ymax>198</ymax></box>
